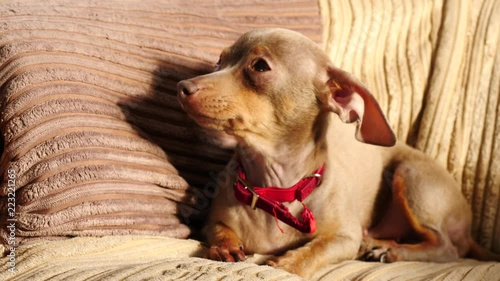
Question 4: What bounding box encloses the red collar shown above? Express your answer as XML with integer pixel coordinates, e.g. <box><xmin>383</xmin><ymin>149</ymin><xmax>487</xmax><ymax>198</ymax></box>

<box><xmin>233</xmin><ymin>163</ymin><xmax>325</xmax><ymax>233</ymax></box>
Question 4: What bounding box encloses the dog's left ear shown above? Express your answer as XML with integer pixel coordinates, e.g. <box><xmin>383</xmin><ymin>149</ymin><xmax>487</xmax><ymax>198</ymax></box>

<box><xmin>321</xmin><ymin>65</ymin><xmax>396</xmax><ymax>147</ymax></box>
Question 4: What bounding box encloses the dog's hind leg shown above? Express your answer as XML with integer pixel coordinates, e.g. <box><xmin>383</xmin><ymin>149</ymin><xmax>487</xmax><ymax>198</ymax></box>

<box><xmin>358</xmin><ymin>235</ymin><xmax>461</xmax><ymax>262</ymax></box>
<box><xmin>359</xmin><ymin>161</ymin><xmax>471</xmax><ymax>262</ymax></box>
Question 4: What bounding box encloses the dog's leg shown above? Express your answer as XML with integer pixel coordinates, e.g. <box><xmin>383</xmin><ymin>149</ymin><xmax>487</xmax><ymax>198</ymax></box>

<box><xmin>205</xmin><ymin>222</ymin><xmax>246</xmax><ymax>262</ymax></box>
<box><xmin>359</xmin><ymin>161</ymin><xmax>470</xmax><ymax>262</ymax></box>
<box><xmin>267</xmin><ymin>230</ymin><xmax>361</xmax><ymax>278</ymax></box>
<box><xmin>359</xmin><ymin>235</ymin><xmax>460</xmax><ymax>262</ymax></box>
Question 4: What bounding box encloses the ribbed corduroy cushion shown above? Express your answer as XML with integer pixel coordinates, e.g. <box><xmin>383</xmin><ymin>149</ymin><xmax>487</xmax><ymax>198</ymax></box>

<box><xmin>1</xmin><ymin>235</ymin><xmax>499</xmax><ymax>281</ymax></box>
<box><xmin>0</xmin><ymin>0</ymin><xmax>322</xmax><ymax>245</ymax></box>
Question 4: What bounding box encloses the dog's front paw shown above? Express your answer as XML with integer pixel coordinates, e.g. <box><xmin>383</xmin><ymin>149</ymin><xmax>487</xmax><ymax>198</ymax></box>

<box><xmin>207</xmin><ymin>242</ymin><xmax>246</xmax><ymax>262</ymax></box>
<box><xmin>266</xmin><ymin>254</ymin><xmax>307</xmax><ymax>277</ymax></box>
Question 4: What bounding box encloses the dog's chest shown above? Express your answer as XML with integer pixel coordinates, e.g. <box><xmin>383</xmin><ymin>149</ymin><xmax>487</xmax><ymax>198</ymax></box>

<box><xmin>225</xmin><ymin>190</ymin><xmax>313</xmax><ymax>255</ymax></box>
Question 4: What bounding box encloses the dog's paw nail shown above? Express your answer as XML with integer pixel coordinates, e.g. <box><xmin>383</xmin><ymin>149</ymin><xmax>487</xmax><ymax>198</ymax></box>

<box><xmin>365</xmin><ymin>251</ymin><xmax>374</xmax><ymax>260</ymax></box>
<box><xmin>267</xmin><ymin>257</ymin><xmax>284</xmax><ymax>268</ymax></box>
<box><xmin>207</xmin><ymin>245</ymin><xmax>246</xmax><ymax>263</ymax></box>
<box><xmin>235</xmin><ymin>251</ymin><xmax>246</xmax><ymax>262</ymax></box>
<box><xmin>379</xmin><ymin>253</ymin><xmax>387</xmax><ymax>263</ymax></box>
<box><xmin>266</xmin><ymin>260</ymin><xmax>277</xmax><ymax>267</ymax></box>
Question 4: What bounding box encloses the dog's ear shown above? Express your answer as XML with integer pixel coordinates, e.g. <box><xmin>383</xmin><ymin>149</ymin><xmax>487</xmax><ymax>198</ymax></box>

<box><xmin>321</xmin><ymin>65</ymin><xmax>396</xmax><ymax>147</ymax></box>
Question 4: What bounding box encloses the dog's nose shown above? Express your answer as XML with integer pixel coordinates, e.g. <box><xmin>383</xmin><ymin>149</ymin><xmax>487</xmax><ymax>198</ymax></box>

<box><xmin>177</xmin><ymin>80</ymin><xmax>199</xmax><ymax>97</ymax></box>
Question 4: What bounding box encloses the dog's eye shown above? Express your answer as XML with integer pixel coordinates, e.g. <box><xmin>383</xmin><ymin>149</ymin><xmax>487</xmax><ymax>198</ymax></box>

<box><xmin>252</xmin><ymin>59</ymin><xmax>271</xmax><ymax>72</ymax></box>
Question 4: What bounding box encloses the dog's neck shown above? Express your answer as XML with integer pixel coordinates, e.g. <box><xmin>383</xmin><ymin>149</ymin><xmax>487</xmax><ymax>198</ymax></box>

<box><xmin>236</xmin><ymin>136</ymin><xmax>326</xmax><ymax>188</ymax></box>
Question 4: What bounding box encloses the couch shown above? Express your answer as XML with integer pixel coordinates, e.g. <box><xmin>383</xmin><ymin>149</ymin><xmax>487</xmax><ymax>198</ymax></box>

<box><xmin>0</xmin><ymin>0</ymin><xmax>499</xmax><ymax>280</ymax></box>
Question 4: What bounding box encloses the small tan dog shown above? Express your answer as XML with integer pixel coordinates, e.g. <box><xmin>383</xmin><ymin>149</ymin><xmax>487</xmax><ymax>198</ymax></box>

<box><xmin>177</xmin><ymin>28</ymin><xmax>499</xmax><ymax>278</ymax></box>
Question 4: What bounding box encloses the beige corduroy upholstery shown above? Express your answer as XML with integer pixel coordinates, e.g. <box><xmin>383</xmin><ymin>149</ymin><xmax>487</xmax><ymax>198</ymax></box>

<box><xmin>0</xmin><ymin>0</ymin><xmax>321</xmax><ymax>245</ymax></box>
<box><xmin>0</xmin><ymin>0</ymin><xmax>499</xmax><ymax>280</ymax></box>
<box><xmin>321</xmin><ymin>0</ymin><xmax>500</xmax><ymax>252</ymax></box>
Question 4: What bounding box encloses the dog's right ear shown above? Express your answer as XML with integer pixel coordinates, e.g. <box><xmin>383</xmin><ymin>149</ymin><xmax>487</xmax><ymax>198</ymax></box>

<box><xmin>319</xmin><ymin>65</ymin><xmax>396</xmax><ymax>147</ymax></box>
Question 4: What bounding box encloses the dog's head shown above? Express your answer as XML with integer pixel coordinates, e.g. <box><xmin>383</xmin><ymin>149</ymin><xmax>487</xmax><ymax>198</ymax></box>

<box><xmin>177</xmin><ymin>28</ymin><xmax>395</xmax><ymax>148</ymax></box>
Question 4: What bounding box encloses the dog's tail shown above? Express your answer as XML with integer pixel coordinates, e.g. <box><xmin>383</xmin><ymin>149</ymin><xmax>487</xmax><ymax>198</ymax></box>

<box><xmin>467</xmin><ymin>239</ymin><xmax>500</xmax><ymax>262</ymax></box>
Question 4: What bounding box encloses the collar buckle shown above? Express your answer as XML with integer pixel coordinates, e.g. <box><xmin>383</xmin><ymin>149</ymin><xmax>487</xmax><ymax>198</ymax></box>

<box><xmin>236</xmin><ymin>175</ymin><xmax>260</xmax><ymax>209</ymax></box>
<box><xmin>304</xmin><ymin>173</ymin><xmax>322</xmax><ymax>187</ymax></box>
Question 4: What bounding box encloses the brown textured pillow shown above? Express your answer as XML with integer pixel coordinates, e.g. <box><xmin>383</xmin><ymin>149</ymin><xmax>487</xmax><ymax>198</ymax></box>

<box><xmin>0</xmin><ymin>0</ymin><xmax>322</xmax><ymax>245</ymax></box>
